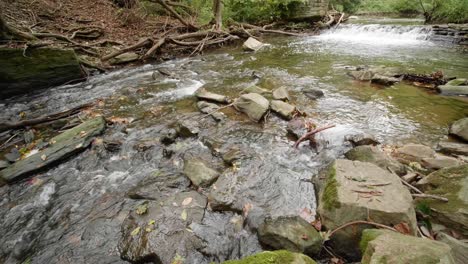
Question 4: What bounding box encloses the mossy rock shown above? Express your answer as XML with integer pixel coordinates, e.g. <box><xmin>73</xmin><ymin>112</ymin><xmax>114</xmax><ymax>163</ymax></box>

<box><xmin>222</xmin><ymin>250</ymin><xmax>317</xmax><ymax>264</ymax></box>
<box><xmin>0</xmin><ymin>48</ymin><xmax>84</xmax><ymax>97</ymax></box>
<box><xmin>360</xmin><ymin>229</ymin><xmax>455</xmax><ymax>264</ymax></box>
<box><xmin>345</xmin><ymin>145</ymin><xmax>406</xmax><ymax>175</ymax></box>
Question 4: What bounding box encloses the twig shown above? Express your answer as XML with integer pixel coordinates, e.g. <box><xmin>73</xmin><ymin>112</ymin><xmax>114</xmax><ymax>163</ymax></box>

<box><xmin>294</xmin><ymin>124</ymin><xmax>335</xmax><ymax>148</ymax></box>
<box><xmin>412</xmin><ymin>193</ymin><xmax>448</xmax><ymax>202</ymax></box>
<box><xmin>329</xmin><ymin>220</ymin><xmax>398</xmax><ymax>237</ymax></box>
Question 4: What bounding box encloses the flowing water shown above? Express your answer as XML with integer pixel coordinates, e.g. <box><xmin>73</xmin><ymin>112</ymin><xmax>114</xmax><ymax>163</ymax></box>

<box><xmin>1</xmin><ymin>19</ymin><xmax>467</xmax><ymax>263</ymax></box>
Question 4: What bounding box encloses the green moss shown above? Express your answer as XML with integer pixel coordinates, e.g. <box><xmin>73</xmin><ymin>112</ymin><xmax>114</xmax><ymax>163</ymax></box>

<box><xmin>222</xmin><ymin>250</ymin><xmax>316</xmax><ymax>264</ymax></box>
<box><xmin>359</xmin><ymin>229</ymin><xmax>384</xmax><ymax>254</ymax></box>
<box><xmin>321</xmin><ymin>164</ymin><xmax>341</xmax><ymax>210</ymax></box>
<box><xmin>345</xmin><ymin>147</ymin><xmax>375</xmax><ymax>162</ymax></box>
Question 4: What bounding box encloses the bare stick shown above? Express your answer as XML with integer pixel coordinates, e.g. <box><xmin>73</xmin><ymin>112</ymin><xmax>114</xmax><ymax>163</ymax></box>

<box><xmin>143</xmin><ymin>37</ymin><xmax>166</xmax><ymax>59</ymax></box>
<box><xmin>334</xmin><ymin>13</ymin><xmax>345</xmax><ymax>29</ymax></box>
<box><xmin>294</xmin><ymin>125</ymin><xmax>336</xmax><ymax>148</ymax></box>
<box><xmin>101</xmin><ymin>38</ymin><xmax>152</xmax><ymax>61</ymax></box>
<box><xmin>329</xmin><ymin>220</ymin><xmax>398</xmax><ymax>237</ymax></box>
<box><xmin>412</xmin><ymin>193</ymin><xmax>448</xmax><ymax>202</ymax></box>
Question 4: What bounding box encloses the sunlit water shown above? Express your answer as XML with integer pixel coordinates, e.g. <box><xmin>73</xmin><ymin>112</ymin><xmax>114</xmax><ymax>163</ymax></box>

<box><xmin>0</xmin><ymin>18</ymin><xmax>467</xmax><ymax>263</ymax></box>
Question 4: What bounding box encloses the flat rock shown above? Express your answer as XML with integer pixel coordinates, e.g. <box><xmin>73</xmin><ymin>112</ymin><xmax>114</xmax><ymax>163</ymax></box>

<box><xmin>360</xmin><ymin>229</ymin><xmax>455</xmax><ymax>264</ymax></box>
<box><xmin>270</xmin><ymin>100</ymin><xmax>295</xmax><ymax>120</ymax></box>
<box><xmin>241</xmin><ymin>85</ymin><xmax>271</xmax><ymax>95</ymax></box>
<box><xmin>272</xmin><ymin>87</ymin><xmax>290</xmax><ymax>101</ymax></box>
<box><xmin>422</xmin><ymin>154</ymin><xmax>461</xmax><ymax>170</ymax></box>
<box><xmin>118</xmin><ymin>191</ymin><xmax>207</xmax><ymax>263</ymax></box>
<box><xmin>345</xmin><ymin>145</ymin><xmax>406</xmax><ymax>175</ymax></box>
<box><xmin>371</xmin><ymin>74</ymin><xmax>400</xmax><ymax>86</ymax></box>
<box><xmin>109</xmin><ymin>52</ymin><xmax>139</xmax><ymax>65</ymax></box>
<box><xmin>436</xmin><ymin>232</ymin><xmax>468</xmax><ymax>264</ymax></box>
<box><xmin>177</xmin><ymin>119</ymin><xmax>200</xmax><ymax>137</ymax></box>
<box><xmin>197</xmin><ymin>101</ymin><xmax>225</xmax><ymax>122</ymax></box>
<box><xmin>438</xmin><ymin>85</ymin><xmax>468</xmax><ymax>96</ymax></box>
<box><xmin>395</xmin><ymin>143</ymin><xmax>436</xmax><ymax>163</ymax></box>
<box><xmin>0</xmin><ymin>117</ymin><xmax>106</xmax><ymax>183</ymax></box>
<box><xmin>345</xmin><ymin>133</ymin><xmax>380</xmax><ymax>146</ymax></box>
<box><xmin>223</xmin><ymin>250</ymin><xmax>317</xmax><ymax>264</ymax></box>
<box><xmin>183</xmin><ymin>158</ymin><xmax>219</xmax><ymax>187</ymax></box>
<box><xmin>318</xmin><ymin>159</ymin><xmax>417</xmax><ymax>259</ymax></box>
<box><xmin>195</xmin><ymin>88</ymin><xmax>230</xmax><ymax>104</ymax></box>
<box><xmin>0</xmin><ymin>160</ymin><xmax>9</xmax><ymax>170</ymax></box>
<box><xmin>233</xmin><ymin>93</ymin><xmax>270</xmax><ymax>122</ymax></box>
<box><xmin>302</xmin><ymin>88</ymin><xmax>324</xmax><ymax>100</ymax></box>
<box><xmin>438</xmin><ymin>141</ymin><xmax>468</xmax><ymax>156</ymax></box>
<box><xmin>417</xmin><ymin>164</ymin><xmax>468</xmax><ymax>236</ymax></box>
<box><xmin>258</xmin><ymin>216</ymin><xmax>322</xmax><ymax>255</ymax></box>
<box><xmin>242</xmin><ymin>37</ymin><xmax>264</xmax><ymax>52</ymax></box>
<box><xmin>450</xmin><ymin>118</ymin><xmax>468</xmax><ymax>142</ymax></box>
<box><xmin>127</xmin><ymin>170</ymin><xmax>190</xmax><ymax>200</ymax></box>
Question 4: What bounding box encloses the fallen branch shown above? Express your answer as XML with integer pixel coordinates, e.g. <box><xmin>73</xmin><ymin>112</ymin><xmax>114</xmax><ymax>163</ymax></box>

<box><xmin>143</xmin><ymin>37</ymin><xmax>167</xmax><ymax>59</ymax></box>
<box><xmin>101</xmin><ymin>38</ymin><xmax>152</xmax><ymax>61</ymax></box>
<box><xmin>0</xmin><ymin>103</ymin><xmax>94</xmax><ymax>132</ymax></box>
<box><xmin>294</xmin><ymin>124</ymin><xmax>336</xmax><ymax>148</ymax></box>
<box><xmin>329</xmin><ymin>220</ymin><xmax>398</xmax><ymax>237</ymax></box>
<box><xmin>411</xmin><ymin>193</ymin><xmax>448</xmax><ymax>202</ymax></box>
<box><xmin>153</xmin><ymin>0</ymin><xmax>198</xmax><ymax>31</ymax></box>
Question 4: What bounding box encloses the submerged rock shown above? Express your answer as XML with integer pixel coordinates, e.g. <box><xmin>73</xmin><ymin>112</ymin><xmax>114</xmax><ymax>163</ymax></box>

<box><xmin>195</xmin><ymin>88</ymin><xmax>230</xmax><ymax>104</ymax></box>
<box><xmin>317</xmin><ymin>159</ymin><xmax>417</xmax><ymax>259</ymax></box>
<box><xmin>345</xmin><ymin>145</ymin><xmax>406</xmax><ymax>175</ymax></box>
<box><xmin>449</xmin><ymin>117</ymin><xmax>468</xmax><ymax>142</ymax></box>
<box><xmin>197</xmin><ymin>101</ymin><xmax>226</xmax><ymax>122</ymax></box>
<box><xmin>270</xmin><ymin>100</ymin><xmax>295</xmax><ymax>120</ymax></box>
<box><xmin>183</xmin><ymin>158</ymin><xmax>219</xmax><ymax>187</ymax></box>
<box><xmin>241</xmin><ymin>85</ymin><xmax>271</xmax><ymax>95</ymax></box>
<box><xmin>345</xmin><ymin>133</ymin><xmax>380</xmax><ymax>146</ymax></box>
<box><xmin>446</xmin><ymin>78</ymin><xmax>467</xmax><ymax>86</ymax></box>
<box><xmin>417</xmin><ymin>164</ymin><xmax>468</xmax><ymax>236</ymax></box>
<box><xmin>177</xmin><ymin>120</ymin><xmax>200</xmax><ymax>137</ymax></box>
<box><xmin>109</xmin><ymin>52</ymin><xmax>139</xmax><ymax>65</ymax></box>
<box><xmin>223</xmin><ymin>250</ymin><xmax>317</xmax><ymax>264</ymax></box>
<box><xmin>0</xmin><ymin>117</ymin><xmax>106</xmax><ymax>183</ymax></box>
<box><xmin>438</xmin><ymin>141</ymin><xmax>468</xmax><ymax>156</ymax></box>
<box><xmin>360</xmin><ymin>229</ymin><xmax>455</xmax><ymax>264</ymax></box>
<box><xmin>118</xmin><ymin>191</ymin><xmax>207</xmax><ymax>263</ymax></box>
<box><xmin>302</xmin><ymin>88</ymin><xmax>324</xmax><ymax>100</ymax></box>
<box><xmin>161</xmin><ymin>128</ymin><xmax>178</xmax><ymax>145</ymax></box>
<box><xmin>272</xmin><ymin>87</ymin><xmax>290</xmax><ymax>101</ymax></box>
<box><xmin>233</xmin><ymin>93</ymin><xmax>270</xmax><ymax>122</ymax></box>
<box><xmin>258</xmin><ymin>216</ymin><xmax>323</xmax><ymax>255</ymax></box>
<box><xmin>242</xmin><ymin>37</ymin><xmax>264</xmax><ymax>52</ymax></box>
<box><xmin>287</xmin><ymin>118</ymin><xmax>308</xmax><ymax>139</ymax></box>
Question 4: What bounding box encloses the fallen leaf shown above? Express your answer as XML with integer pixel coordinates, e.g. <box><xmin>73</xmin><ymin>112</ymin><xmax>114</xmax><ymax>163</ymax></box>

<box><xmin>136</xmin><ymin>203</ymin><xmax>148</xmax><ymax>215</ymax></box>
<box><xmin>394</xmin><ymin>222</ymin><xmax>411</xmax><ymax>235</ymax></box>
<box><xmin>131</xmin><ymin>227</ymin><xmax>141</xmax><ymax>236</ymax></box>
<box><xmin>148</xmin><ymin>219</ymin><xmax>155</xmax><ymax>225</ymax></box>
<box><xmin>79</xmin><ymin>131</ymin><xmax>87</xmax><ymax>137</ymax></box>
<box><xmin>182</xmin><ymin>197</ymin><xmax>193</xmax><ymax>206</ymax></box>
<box><xmin>181</xmin><ymin>209</ymin><xmax>187</xmax><ymax>221</ymax></box>
<box><xmin>243</xmin><ymin>203</ymin><xmax>253</xmax><ymax>217</ymax></box>
<box><xmin>145</xmin><ymin>227</ymin><xmax>153</xmax><ymax>233</ymax></box>
<box><xmin>41</xmin><ymin>154</ymin><xmax>47</xmax><ymax>161</ymax></box>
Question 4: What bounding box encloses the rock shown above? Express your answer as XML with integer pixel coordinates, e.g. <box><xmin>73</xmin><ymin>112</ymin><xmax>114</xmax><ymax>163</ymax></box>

<box><xmin>446</xmin><ymin>78</ymin><xmax>467</xmax><ymax>86</ymax></box>
<box><xmin>417</xmin><ymin>164</ymin><xmax>468</xmax><ymax>236</ymax></box>
<box><xmin>287</xmin><ymin>118</ymin><xmax>308</xmax><ymax>139</ymax></box>
<box><xmin>436</xmin><ymin>232</ymin><xmax>468</xmax><ymax>264</ymax></box>
<box><xmin>118</xmin><ymin>191</ymin><xmax>207</xmax><ymax>263</ymax></box>
<box><xmin>222</xmin><ymin>147</ymin><xmax>244</xmax><ymax>165</ymax></box>
<box><xmin>109</xmin><ymin>52</ymin><xmax>139</xmax><ymax>65</ymax></box>
<box><xmin>0</xmin><ymin>160</ymin><xmax>9</xmax><ymax>170</ymax></box>
<box><xmin>195</xmin><ymin>88</ymin><xmax>230</xmax><ymax>104</ymax></box>
<box><xmin>233</xmin><ymin>93</ymin><xmax>270</xmax><ymax>122</ymax></box>
<box><xmin>270</xmin><ymin>100</ymin><xmax>296</xmax><ymax>120</ymax></box>
<box><xmin>317</xmin><ymin>159</ymin><xmax>417</xmax><ymax>259</ymax></box>
<box><xmin>242</xmin><ymin>37</ymin><xmax>264</xmax><ymax>52</ymax></box>
<box><xmin>0</xmin><ymin>48</ymin><xmax>85</xmax><ymax>98</ymax></box>
<box><xmin>241</xmin><ymin>85</ymin><xmax>271</xmax><ymax>95</ymax></box>
<box><xmin>223</xmin><ymin>250</ymin><xmax>317</xmax><ymax>264</ymax></box>
<box><xmin>0</xmin><ymin>117</ymin><xmax>106</xmax><ymax>183</ymax></box>
<box><xmin>422</xmin><ymin>154</ymin><xmax>461</xmax><ymax>170</ymax></box>
<box><xmin>272</xmin><ymin>87</ymin><xmax>290</xmax><ymax>101</ymax></box>
<box><xmin>348</xmin><ymin>70</ymin><xmax>373</xmax><ymax>81</ymax></box>
<box><xmin>177</xmin><ymin>120</ymin><xmax>200</xmax><ymax>137</ymax></box>
<box><xmin>161</xmin><ymin>128</ymin><xmax>178</xmax><ymax>145</ymax></box>
<box><xmin>438</xmin><ymin>85</ymin><xmax>468</xmax><ymax>96</ymax></box>
<box><xmin>258</xmin><ymin>216</ymin><xmax>323</xmax><ymax>255</ymax></box>
<box><xmin>371</xmin><ymin>74</ymin><xmax>400</xmax><ymax>86</ymax></box>
<box><xmin>449</xmin><ymin>118</ymin><xmax>468</xmax><ymax>142</ymax></box>
<box><xmin>197</xmin><ymin>101</ymin><xmax>225</xmax><ymax>122</ymax></box>
<box><xmin>395</xmin><ymin>143</ymin><xmax>436</xmax><ymax>163</ymax></box>
<box><xmin>4</xmin><ymin>148</ymin><xmax>20</xmax><ymax>162</ymax></box>
<box><xmin>360</xmin><ymin>229</ymin><xmax>455</xmax><ymax>264</ymax></box>
<box><xmin>438</xmin><ymin>141</ymin><xmax>468</xmax><ymax>156</ymax></box>
<box><xmin>127</xmin><ymin>170</ymin><xmax>190</xmax><ymax>200</ymax></box>
<box><xmin>302</xmin><ymin>88</ymin><xmax>324</xmax><ymax>100</ymax></box>
<box><xmin>345</xmin><ymin>133</ymin><xmax>380</xmax><ymax>146</ymax></box>
<box><xmin>345</xmin><ymin>146</ymin><xmax>406</xmax><ymax>175</ymax></box>
<box><xmin>183</xmin><ymin>158</ymin><xmax>219</xmax><ymax>187</ymax></box>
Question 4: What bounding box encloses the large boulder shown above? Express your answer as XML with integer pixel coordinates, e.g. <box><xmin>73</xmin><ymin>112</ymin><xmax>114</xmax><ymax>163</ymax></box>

<box><xmin>183</xmin><ymin>158</ymin><xmax>219</xmax><ymax>187</ymax></box>
<box><xmin>0</xmin><ymin>48</ymin><xmax>85</xmax><ymax>97</ymax></box>
<box><xmin>417</xmin><ymin>164</ymin><xmax>468</xmax><ymax>236</ymax></box>
<box><xmin>0</xmin><ymin>117</ymin><xmax>106</xmax><ymax>183</ymax></box>
<box><xmin>242</xmin><ymin>37</ymin><xmax>264</xmax><ymax>52</ymax></box>
<box><xmin>395</xmin><ymin>143</ymin><xmax>436</xmax><ymax>164</ymax></box>
<box><xmin>258</xmin><ymin>216</ymin><xmax>322</xmax><ymax>256</ymax></box>
<box><xmin>222</xmin><ymin>250</ymin><xmax>317</xmax><ymax>264</ymax></box>
<box><xmin>360</xmin><ymin>229</ymin><xmax>455</xmax><ymax>264</ymax></box>
<box><xmin>317</xmin><ymin>159</ymin><xmax>417</xmax><ymax>259</ymax></box>
<box><xmin>345</xmin><ymin>146</ymin><xmax>406</xmax><ymax>175</ymax></box>
<box><xmin>118</xmin><ymin>191</ymin><xmax>207</xmax><ymax>263</ymax></box>
<box><xmin>438</xmin><ymin>141</ymin><xmax>468</xmax><ymax>156</ymax></box>
<box><xmin>449</xmin><ymin>118</ymin><xmax>468</xmax><ymax>142</ymax></box>
<box><xmin>233</xmin><ymin>93</ymin><xmax>270</xmax><ymax>122</ymax></box>
<box><xmin>270</xmin><ymin>100</ymin><xmax>295</xmax><ymax>120</ymax></box>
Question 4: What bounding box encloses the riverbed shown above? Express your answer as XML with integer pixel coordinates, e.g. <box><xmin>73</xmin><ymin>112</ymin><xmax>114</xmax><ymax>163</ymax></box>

<box><xmin>0</xmin><ymin>18</ymin><xmax>467</xmax><ymax>263</ymax></box>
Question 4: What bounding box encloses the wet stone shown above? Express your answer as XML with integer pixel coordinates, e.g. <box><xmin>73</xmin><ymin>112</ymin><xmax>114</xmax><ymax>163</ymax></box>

<box><xmin>258</xmin><ymin>216</ymin><xmax>323</xmax><ymax>256</ymax></box>
<box><xmin>177</xmin><ymin>119</ymin><xmax>200</xmax><ymax>137</ymax></box>
<box><xmin>0</xmin><ymin>160</ymin><xmax>9</xmax><ymax>170</ymax></box>
<box><xmin>270</xmin><ymin>100</ymin><xmax>296</xmax><ymax>120</ymax></box>
<box><xmin>183</xmin><ymin>158</ymin><xmax>219</xmax><ymax>187</ymax></box>
<box><xmin>287</xmin><ymin>118</ymin><xmax>308</xmax><ymax>139</ymax></box>
<box><xmin>233</xmin><ymin>93</ymin><xmax>270</xmax><ymax>122</ymax></box>
<box><xmin>345</xmin><ymin>132</ymin><xmax>380</xmax><ymax>146</ymax></box>
<box><xmin>223</xmin><ymin>250</ymin><xmax>317</xmax><ymax>264</ymax></box>
<box><xmin>197</xmin><ymin>101</ymin><xmax>225</xmax><ymax>122</ymax></box>
<box><xmin>109</xmin><ymin>52</ymin><xmax>139</xmax><ymax>65</ymax></box>
<box><xmin>272</xmin><ymin>87</ymin><xmax>290</xmax><ymax>101</ymax></box>
<box><xmin>127</xmin><ymin>170</ymin><xmax>190</xmax><ymax>200</ymax></box>
<box><xmin>242</xmin><ymin>37</ymin><xmax>264</xmax><ymax>52</ymax></box>
<box><xmin>371</xmin><ymin>74</ymin><xmax>400</xmax><ymax>86</ymax></box>
<box><xmin>195</xmin><ymin>88</ymin><xmax>230</xmax><ymax>104</ymax></box>
<box><xmin>161</xmin><ymin>128</ymin><xmax>178</xmax><ymax>145</ymax></box>
<box><xmin>4</xmin><ymin>148</ymin><xmax>20</xmax><ymax>163</ymax></box>
<box><xmin>438</xmin><ymin>141</ymin><xmax>468</xmax><ymax>156</ymax></box>
<box><xmin>118</xmin><ymin>191</ymin><xmax>208</xmax><ymax>264</ymax></box>
<box><xmin>345</xmin><ymin>145</ymin><xmax>406</xmax><ymax>176</ymax></box>
<box><xmin>302</xmin><ymin>88</ymin><xmax>324</xmax><ymax>100</ymax></box>
<box><xmin>449</xmin><ymin>117</ymin><xmax>468</xmax><ymax>142</ymax></box>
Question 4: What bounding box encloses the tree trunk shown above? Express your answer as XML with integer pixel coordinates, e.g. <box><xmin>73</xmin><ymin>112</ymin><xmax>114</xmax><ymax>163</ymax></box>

<box><xmin>213</xmin><ymin>0</ymin><xmax>223</xmax><ymax>31</ymax></box>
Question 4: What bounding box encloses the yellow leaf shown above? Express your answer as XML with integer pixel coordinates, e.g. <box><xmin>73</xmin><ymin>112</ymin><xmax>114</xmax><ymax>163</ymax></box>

<box><xmin>181</xmin><ymin>209</ymin><xmax>187</xmax><ymax>221</ymax></box>
<box><xmin>181</xmin><ymin>197</ymin><xmax>193</xmax><ymax>206</ymax></box>
<box><xmin>145</xmin><ymin>227</ymin><xmax>153</xmax><ymax>233</ymax></box>
<box><xmin>41</xmin><ymin>154</ymin><xmax>47</xmax><ymax>161</ymax></box>
<box><xmin>148</xmin><ymin>219</ymin><xmax>155</xmax><ymax>225</ymax></box>
<box><xmin>136</xmin><ymin>203</ymin><xmax>148</xmax><ymax>215</ymax></box>
<box><xmin>131</xmin><ymin>227</ymin><xmax>141</xmax><ymax>236</ymax></box>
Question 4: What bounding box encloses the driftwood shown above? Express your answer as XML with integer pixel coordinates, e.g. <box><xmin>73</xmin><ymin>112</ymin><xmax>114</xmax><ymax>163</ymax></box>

<box><xmin>0</xmin><ymin>103</ymin><xmax>94</xmax><ymax>133</ymax></box>
<box><xmin>293</xmin><ymin>124</ymin><xmax>336</xmax><ymax>148</ymax></box>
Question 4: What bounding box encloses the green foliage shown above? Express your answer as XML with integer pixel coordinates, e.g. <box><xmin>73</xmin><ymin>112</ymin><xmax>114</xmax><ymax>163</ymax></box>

<box><xmin>330</xmin><ymin>0</ymin><xmax>361</xmax><ymax>13</ymax></box>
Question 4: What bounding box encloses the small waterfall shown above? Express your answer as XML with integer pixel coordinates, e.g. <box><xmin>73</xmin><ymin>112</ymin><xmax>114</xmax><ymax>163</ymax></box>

<box><xmin>317</xmin><ymin>24</ymin><xmax>433</xmax><ymax>45</ymax></box>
